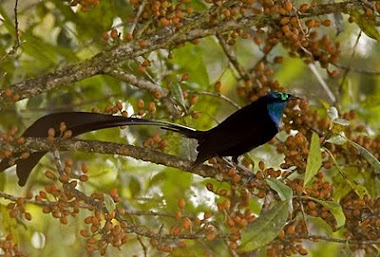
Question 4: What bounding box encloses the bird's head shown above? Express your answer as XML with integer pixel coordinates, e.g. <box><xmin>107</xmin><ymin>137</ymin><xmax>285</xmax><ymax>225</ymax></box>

<box><xmin>267</xmin><ymin>91</ymin><xmax>297</xmax><ymax>102</ymax></box>
<box><xmin>265</xmin><ymin>91</ymin><xmax>298</xmax><ymax>127</ymax></box>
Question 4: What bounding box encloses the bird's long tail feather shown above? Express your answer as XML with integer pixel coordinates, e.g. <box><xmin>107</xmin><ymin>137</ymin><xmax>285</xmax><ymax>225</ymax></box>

<box><xmin>0</xmin><ymin>112</ymin><xmax>203</xmax><ymax>186</ymax></box>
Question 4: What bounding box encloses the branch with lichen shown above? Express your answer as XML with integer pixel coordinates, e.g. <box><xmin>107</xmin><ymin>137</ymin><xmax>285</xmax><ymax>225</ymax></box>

<box><xmin>0</xmin><ymin>0</ymin><xmax>372</xmax><ymax>106</ymax></box>
<box><xmin>0</xmin><ymin>137</ymin><xmax>249</xmax><ymax>183</ymax></box>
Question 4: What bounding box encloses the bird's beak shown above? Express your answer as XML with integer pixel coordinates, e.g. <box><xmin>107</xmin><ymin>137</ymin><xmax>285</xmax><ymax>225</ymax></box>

<box><xmin>289</xmin><ymin>95</ymin><xmax>301</xmax><ymax>101</ymax></box>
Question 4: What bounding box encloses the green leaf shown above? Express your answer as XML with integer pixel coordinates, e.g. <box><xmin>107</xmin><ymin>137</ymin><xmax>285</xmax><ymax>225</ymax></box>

<box><xmin>333</xmin><ymin>118</ymin><xmax>350</xmax><ymax>127</ymax></box>
<box><xmin>308</xmin><ymin>197</ymin><xmax>346</xmax><ymax>228</ymax></box>
<box><xmin>326</xmin><ymin>134</ymin><xmax>347</xmax><ymax>145</ymax></box>
<box><xmin>349</xmin><ymin>140</ymin><xmax>380</xmax><ymax>174</ymax></box>
<box><xmin>170</xmin><ymin>84</ymin><xmax>186</xmax><ymax>110</ymax></box>
<box><xmin>266</xmin><ymin>178</ymin><xmax>293</xmax><ymax>202</ymax></box>
<box><xmin>305</xmin><ymin>215</ymin><xmax>333</xmax><ymax>235</ymax></box>
<box><xmin>127</xmin><ymin>176</ymin><xmax>142</xmax><ymax>198</ymax></box>
<box><xmin>350</xmin><ymin>10</ymin><xmax>380</xmax><ymax>41</ymax></box>
<box><xmin>319</xmin><ymin>99</ymin><xmax>331</xmax><ymax>110</ymax></box>
<box><xmin>238</xmin><ymin>200</ymin><xmax>289</xmax><ymax>252</ymax></box>
<box><xmin>103</xmin><ymin>194</ymin><xmax>116</xmax><ymax>213</ymax></box>
<box><xmin>327</xmin><ymin>106</ymin><xmax>339</xmax><ymax>121</ymax></box>
<box><xmin>345</xmin><ymin>179</ymin><xmax>369</xmax><ymax>199</ymax></box>
<box><xmin>325</xmin><ymin>149</ymin><xmax>369</xmax><ymax>199</ymax></box>
<box><xmin>304</xmin><ymin>132</ymin><xmax>322</xmax><ymax>187</ymax></box>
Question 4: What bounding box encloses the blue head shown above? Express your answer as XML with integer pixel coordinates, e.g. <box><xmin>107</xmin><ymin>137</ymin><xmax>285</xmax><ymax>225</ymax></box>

<box><xmin>266</xmin><ymin>92</ymin><xmax>293</xmax><ymax>128</ymax></box>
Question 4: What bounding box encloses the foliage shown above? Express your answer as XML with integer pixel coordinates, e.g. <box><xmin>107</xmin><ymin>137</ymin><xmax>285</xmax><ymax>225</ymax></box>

<box><xmin>0</xmin><ymin>0</ymin><xmax>380</xmax><ymax>256</ymax></box>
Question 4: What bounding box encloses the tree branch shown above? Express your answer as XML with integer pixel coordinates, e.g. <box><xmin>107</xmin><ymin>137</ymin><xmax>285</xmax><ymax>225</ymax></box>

<box><xmin>103</xmin><ymin>68</ymin><xmax>167</xmax><ymax>96</ymax></box>
<box><xmin>0</xmin><ymin>137</ymin><xmax>251</xmax><ymax>183</ymax></box>
<box><xmin>0</xmin><ymin>1</ymin><xmax>370</xmax><ymax>105</ymax></box>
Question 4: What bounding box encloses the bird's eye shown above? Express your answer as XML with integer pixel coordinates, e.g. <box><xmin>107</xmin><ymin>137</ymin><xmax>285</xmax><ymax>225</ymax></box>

<box><xmin>278</xmin><ymin>92</ymin><xmax>289</xmax><ymax>101</ymax></box>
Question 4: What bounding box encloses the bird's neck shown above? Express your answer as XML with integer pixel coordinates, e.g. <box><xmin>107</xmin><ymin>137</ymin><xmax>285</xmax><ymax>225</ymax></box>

<box><xmin>266</xmin><ymin>102</ymin><xmax>286</xmax><ymax>128</ymax></box>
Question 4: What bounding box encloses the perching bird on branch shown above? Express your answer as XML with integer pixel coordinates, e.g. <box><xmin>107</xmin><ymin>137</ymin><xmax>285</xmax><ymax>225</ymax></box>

<box><xmin>0</xmin><ymin>91</ymin><xmax>297</xmax><ymax>186</ymax></box>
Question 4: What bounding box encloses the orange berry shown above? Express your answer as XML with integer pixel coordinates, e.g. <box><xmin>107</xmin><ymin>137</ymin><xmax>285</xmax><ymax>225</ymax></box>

<box><xmin>101</xmin><ymin>31</ymin><xmax>109</xmax><ymax>41</ymax></box>
<box><xmin>299</xmin><ymin>4</ymin><xmax>309</xmax><ymax>12</ymax></box>
<box><xmin>181</xmin><ymin>73</ymin><xmax>190</xmax><ymax>81</ymax></box>
<box><xmin>274</xmin><ymin>56</ymin><xmax>284</xmax><ymax>64</ymax></box>
<box><xmin>138</xmin><ymin>40</ymin><xmax>147</xmax><ymax>48</ymax></box>
<box><xmin>137</xmin><ymin>99</ymin><xmax>144</xmax><ymax>109</ymax></box>
<box><xmin>110</xmin><ymin>29</ymin><xmax>118</xmax><ymax>39</ymax></box>
<box><xmin>12</xmin><ymin>93</ymin><xmax>20</xmax><ymax>101</ymax></box>
<box><xmin>285</xmin><ymin>1</ymin><xmax>293</xmax><ymax>12</ymax></box>
<box><xmin>79</xmin><ymin>175</ymin><xmax>89</xmax><ymax>182</ymax></box>
<box><xmin>322</xmin><ymin>19</ymin><xmax>331</xmax><ymax>27</ymax></box>
<box><xmin>21</xmin><ymin>152</ymin><xmax>30</xmax><ymax>159</ymax></box>
<box><xmin>182</xmin><ymin>217</ymin><xmax>192</xmax><ymax>231</ymax></box>
<box><xmin>152</xmin><ymin>89</ymin><xmax>162</xmax><ymax>99</ymax></box>
<box><xmin>178</xmin><ymin>198</ymin><xmax>186</xmax><ymax>209</ymax></box>
<box><xmin>286</xmin><ymin>224</ymin><xmax>296</xmax><ymax>234</ymax></box>
<box><xmin>63</xmin><ymin>130</ymin><xmax>73</xmax><ymax>138</ymax></box>
<box><xmin>206</xmin><ymin>231</ymin><xmax>217</xmax><ymax>241</ymax></box>
<box><xmin>148</xmin><ymin>102</ymin><xmax>156</xmax><ymax>113</ymax></box>
<box><xmin>4</xmin><ymin>89</ymin><xmax>12</xmax><ymax>97</ymax></box>
<box><xmin>190</xmin><ymin>95</ymin><xmax>198</xmax><ymax>105</ymax></box>
<box><xmin>160</xmin><ymin>17</ymin><xmax>170</xmax><ymax>26</ymax></box>
<box><xmin>124</xmin><ymin>33</ymin><xmax>133</xmax><ymax>41</ymax></box>
<box><xmin>59</xmin><ymin>122</ymin><xmax>67</xmax><ymax>133</ymax></box>
<box><xmin>17</xmin><ymin>137</ymin><xmax>25</xmax><ymax>144</ymax></box>
<box><xmin>81</xmin><ymin>163</ymin><xmax>89</xmax><ymax>173</ymax></box>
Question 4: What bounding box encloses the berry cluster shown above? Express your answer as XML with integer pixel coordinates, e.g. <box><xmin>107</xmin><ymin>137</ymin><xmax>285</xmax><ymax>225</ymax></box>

<box><xmin>342</xmin><ymin>193</ymin><xmax>380</xmax><ymax>254</ymax></box>
<box><xmin>0</xmin><ymin>235</ymin><xmax>26</xmax><ymax>257</ymax></box>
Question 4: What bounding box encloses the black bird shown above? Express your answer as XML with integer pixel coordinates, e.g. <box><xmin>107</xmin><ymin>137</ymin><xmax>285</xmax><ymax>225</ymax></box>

<box><xmin>0</xmin><ymin>91</ymin><xmax>296</xmax><ymax>186</ymax></box>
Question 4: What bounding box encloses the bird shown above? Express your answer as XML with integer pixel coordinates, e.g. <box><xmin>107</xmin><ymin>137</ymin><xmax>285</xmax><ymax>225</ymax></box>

<box><xmin>0</xmin><ymin>91</ymin><xmax>297</xmax><ymax>186</ymax></box>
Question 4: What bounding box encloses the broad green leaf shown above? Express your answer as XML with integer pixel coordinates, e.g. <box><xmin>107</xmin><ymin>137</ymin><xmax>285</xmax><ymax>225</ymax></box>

<box><xmin>127</xmin><ymin>175</ymin><xmax>142</xmax><ymax>198</ymax></box>
<box><xmin>305</xmin><ymin>215</ymin><xmax>333</xmax><ymax>235</ymax></box>
<box><xmin>239</xmin><ymin>200</ymin><xmax>289</xmax><ymax>252</ymax></box>
<box><xmin>349</xmin><ymin>140</ymin><xmax>380</xmax><ymax>174</ymax></box>
<box><xmin>325</xmin><ymin>149</ymin><xmax>369</xmax><ymax>199</ymax></box>
<box><xmin>104</xmin><ymin>194</ymin><xmax>116</xmax><ymax>213</ymax></box>
<box><xmin>332</xmin><ymin>167</ymin><xmax>356</xmax><ymax>201</ymax></box>
<box><xmin>327</xmin><ymin>106</ymin><xmax>339</xmax><ymax>120</ymax></box>
<box><xmin>319</xmin><ymin>99</ymin><xmax>330</xmax><ymax>110</ymax></box>
<box><xmin>304</xmin><ymin>132</ymin><xmax>322</xmax><ymax>187</ymax></box>
<box><xmin>170</xmin><ymin>84</ymin><xmax>186</xmax><ymax>110</ymax></box>
<box><xmin>307</xmin><ymin>197</ymin><xmax>346</xmax><ymax>228</ymax></box>
<box><xmin>333</xmin><ymin>118</ymin><xmax>350</xmax><ymax>127</ymax></box>
<box><xmin>350</xmin><ymin>10</ymin><xmax>380</xmax><ymax>41</ymax></box>
<box><xmin>326</xmin><ymin>134</ymin><xmax>347</xmax><ymax>145</ymax></box>
<box><xmin>266</xmin><ymin>178</ymin><xmax>293</xmax><ymax>202</ymax></box>
<box><xmin>345</xmin><ymin>179</ymin><xmax>369</xmax><ymax>199</ymax></box>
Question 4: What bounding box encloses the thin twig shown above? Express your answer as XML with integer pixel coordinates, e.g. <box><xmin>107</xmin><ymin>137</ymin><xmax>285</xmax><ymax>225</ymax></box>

<box><xmin>103</xmin><ymin>68</ymin><xmax>167</xmax><ymax>96</ymax></box>
<box><xmin>334</xmin><ymin>63</ymin><xmax>380</xmax><ymax>75</ymax></box>
<box><xmin>285</xmin><ymin>234</ymin><xmax>380</xmax><ymax>245</ymax></box>
<box><xmin>13</xmin><ymin>0</ymin><xmax>20</xmax><ymax>47</ymax></box>
<box><xmin>194</xmin><ymin>91</ymin><xmax>241</xmax><ymax>110</ymax></box>
<box><xmin>308</xmin><ymin>63</ymin><xmax>336</xmax><ymax>103</ymax></box>
<box><xmin>216</xmin><ymin>34</ymin><xmax>250</xmax><ymax>81</ymax></box>
<box><xmin>53</xmin><ymin>150</ymin><xmax>64</xmax><ymax>176</ymax></box>
<box><xmin>337</xmin><ymin>31</ymin><xmax>361</xmax><ymax>104</ymax></box>
<box><xmin>130</xmin><ymin>0</ymin><xmax>147</xmax><ymax>36</ymax></box>
<box><xmin>0</xmin><ymin>0</ymin><xmax>21</xmax><ymax>63</ymax></box>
